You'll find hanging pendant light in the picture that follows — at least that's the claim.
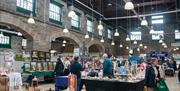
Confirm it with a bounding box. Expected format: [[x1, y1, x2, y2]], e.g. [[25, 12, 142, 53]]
[[27, 13, 35, 24], [114, 29, 119, 36], [149, 26, 155, 34], [139, 43, 143, 47], [126, 46, 129, 49], [97, 20, 104, 30], [85, 33, 90, 39], [100, 37, 104, 43], [62, 43, 66, 47], [159, 39, 163, 43], [137, 48, 140, 51], [133, 40, 137, 44], [164, 45, 167, 48], [0, 32, 4, 37], [141, 17, 148, 26], [68, 6, 76, 18], [176, 47, 179, 50], [63, 40, 67, 43], [111, 41, 115, 46], [120, 44, 123, 47], [126, 35, 130, 41], [17, 32, 22, 36], [91, 36, 94, 41], [129, 49, 133, 54], [124, 1, 134, 10], [144, 46, 147, 49], [63, 26, 69, 33], [162, 42, 166, 46]]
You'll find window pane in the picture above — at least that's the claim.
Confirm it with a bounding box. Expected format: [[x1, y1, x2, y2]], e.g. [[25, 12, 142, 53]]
[[152, 19, 164, 24], [71, 14, 80, 28], [0, 36, 10, 45], [152, 31, 164, 40], [108, 29, 112, 39], [151, 15, 163, 19], [99, 30, 103, 36], [16, 0, 33, 11], [175, 32, 180, 39], [49, 3, 62, 22], [87, 20, 93, 32], [130, 32, 141, 40]]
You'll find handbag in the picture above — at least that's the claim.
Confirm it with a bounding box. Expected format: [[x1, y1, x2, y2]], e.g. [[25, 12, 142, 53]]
[[156, 79, 169, 91]]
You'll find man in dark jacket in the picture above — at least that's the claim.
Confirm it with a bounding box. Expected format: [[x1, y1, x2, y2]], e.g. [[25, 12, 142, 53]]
[[70, 56, 83, 91], [54, 57, 64, 76]]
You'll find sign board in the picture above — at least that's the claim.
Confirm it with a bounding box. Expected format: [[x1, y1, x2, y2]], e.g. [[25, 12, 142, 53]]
[[74, 48, 80, 56]]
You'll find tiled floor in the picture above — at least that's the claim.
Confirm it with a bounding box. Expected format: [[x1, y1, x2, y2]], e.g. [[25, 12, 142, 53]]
[[37, 72, 180, 91]]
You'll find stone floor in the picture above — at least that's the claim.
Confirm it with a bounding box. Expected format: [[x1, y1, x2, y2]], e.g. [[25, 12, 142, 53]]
[[37, 72, 180, 91]]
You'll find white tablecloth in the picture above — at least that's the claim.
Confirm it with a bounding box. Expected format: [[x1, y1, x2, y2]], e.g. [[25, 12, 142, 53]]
[[6, 72, 22, 87]]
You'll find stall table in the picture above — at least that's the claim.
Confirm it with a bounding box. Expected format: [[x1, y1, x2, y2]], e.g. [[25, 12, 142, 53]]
[[81, 78, 145, 91]]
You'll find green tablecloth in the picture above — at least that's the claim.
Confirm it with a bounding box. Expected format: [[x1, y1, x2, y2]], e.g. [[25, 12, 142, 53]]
[[31, 72, 54, 77]]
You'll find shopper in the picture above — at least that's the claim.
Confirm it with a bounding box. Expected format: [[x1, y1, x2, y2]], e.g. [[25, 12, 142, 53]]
[[145, 58, 160, 91], [63, 57, 71, 76], [54, 57, 64, 76], [70, 56, 83, 91], [103, 54, 113, 78], [87, 66, 98, 77]]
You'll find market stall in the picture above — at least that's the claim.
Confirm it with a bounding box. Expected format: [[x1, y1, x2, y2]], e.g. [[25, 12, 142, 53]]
[[81, 78, 145, 91]]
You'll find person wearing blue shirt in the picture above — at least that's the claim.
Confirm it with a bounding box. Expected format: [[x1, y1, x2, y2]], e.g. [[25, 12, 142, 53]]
[[103, 54, 113, 78], [117, 60, 128, 75], [70, 56, 83, 91]]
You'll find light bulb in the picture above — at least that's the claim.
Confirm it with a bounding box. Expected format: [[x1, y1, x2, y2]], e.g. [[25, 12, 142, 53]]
[[162, 43, 166, 46], [159, 39, 163, 43], [0, 32, 4, 37], [126, 46, 129, 49], [85, 33, 90, 39], [111, 41, 115, 46], [133, 40, 137, 44], [126, 35, 130, 41], [17, 32, 22, 36], [63, 40, 67, 43], [63, 27, 69, 33], [100, 37, 104, 43], [141, 17, 148, 26], [124, 1, 134, 10], [120, 44, 123, 47], [114, 29, 119, 36], [68, 6, 76, 18], [27, 13, 35, 24], [164, 45, 167, 48], [139, 43, 143, 47], [137, 48, 140, 51], [97, 20, 103, 30], [176, 48, 179, 50], [150, 27, 155, 34], [144, 46, 147, 49], [173, 49, 176, 51], [62, 44, 66, 47]]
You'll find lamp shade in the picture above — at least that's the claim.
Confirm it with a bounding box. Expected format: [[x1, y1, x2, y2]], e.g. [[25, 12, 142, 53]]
[[17, 32, 22, 36], [126, 35, 130, 41], [97, 20, 103, 30], [124, 1, 134, 10], [144, 46, 147, 49], [100, 37, 104, 43], [85, 33, 90, 39], [63, 40, 67, 43], [62, 44, 66, 47], [111, 41, 115, 46], [63, 28, 69, 33], [114, 29, 119, 36], [137, 48, 140, 51], [133, 40, 137, 44], [68, 10, 76, 18], [27, 13, 35, 24], [149, 28, 155, 34], [159, 39, 163, 43], [139, 43, 143, 47], [120, 44, 123, 47], [141, 17, 148, 26]]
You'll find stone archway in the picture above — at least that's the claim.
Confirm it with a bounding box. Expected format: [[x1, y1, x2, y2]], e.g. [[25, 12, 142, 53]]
[[86, 39, 105, 52]]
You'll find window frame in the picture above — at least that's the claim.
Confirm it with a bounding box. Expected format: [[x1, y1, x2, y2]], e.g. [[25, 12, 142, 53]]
[[107, 29, 112, 39], [130, 31, 142, 40], [86, 17, 93, 33], [49, 0, 64, 25], [16, 0, 36, 16], [71, 12, 81, 30], [0, 34, 11, 48], [152, 30, 164, 40]]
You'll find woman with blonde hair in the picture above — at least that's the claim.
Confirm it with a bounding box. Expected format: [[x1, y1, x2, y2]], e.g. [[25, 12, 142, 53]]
[[145, 58, 160, 91]]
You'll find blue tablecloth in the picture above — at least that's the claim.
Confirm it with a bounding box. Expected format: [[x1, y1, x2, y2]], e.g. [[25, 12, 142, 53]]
[[55, 76, 68, 89]]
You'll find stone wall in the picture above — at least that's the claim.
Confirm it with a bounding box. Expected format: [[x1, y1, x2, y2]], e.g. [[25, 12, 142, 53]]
[[0, 0, 115, 54]]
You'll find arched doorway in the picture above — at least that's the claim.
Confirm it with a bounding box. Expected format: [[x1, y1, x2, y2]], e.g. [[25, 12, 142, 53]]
[[0, 24, 33, 52], [88, 44, 103, 56], [51, 37, 79, 56]]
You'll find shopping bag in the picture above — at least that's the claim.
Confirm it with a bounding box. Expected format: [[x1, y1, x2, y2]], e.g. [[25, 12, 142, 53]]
[[156, 79, 169, 91]]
